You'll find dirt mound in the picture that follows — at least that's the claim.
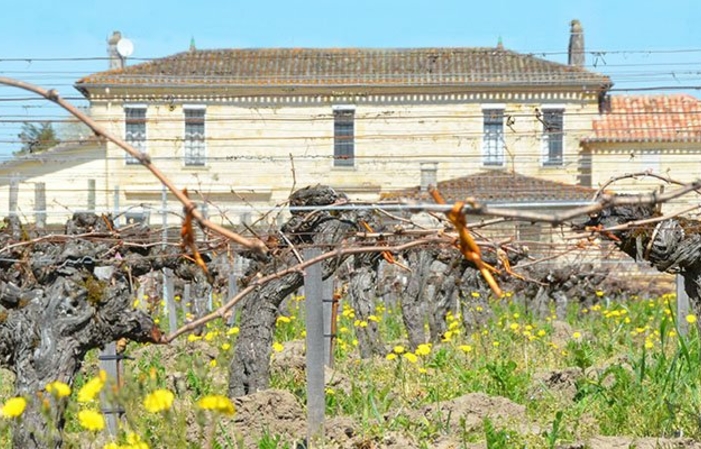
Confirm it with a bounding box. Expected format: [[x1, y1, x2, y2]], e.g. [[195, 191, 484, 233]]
[[232, 389, 306, 445], [414, 392, 527, 432], [529, 367, 583, 402], [562, 436, 701, 449]]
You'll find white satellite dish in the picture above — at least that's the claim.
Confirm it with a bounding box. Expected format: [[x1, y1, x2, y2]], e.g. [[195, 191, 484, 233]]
[[116, 38, 134, 58]]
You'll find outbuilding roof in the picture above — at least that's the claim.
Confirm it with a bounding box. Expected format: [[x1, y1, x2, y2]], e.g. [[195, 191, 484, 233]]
[[584, 94, 701, 143]]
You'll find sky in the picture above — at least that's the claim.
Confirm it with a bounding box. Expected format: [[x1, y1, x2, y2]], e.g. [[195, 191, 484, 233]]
[[0, 0, 699, 158]]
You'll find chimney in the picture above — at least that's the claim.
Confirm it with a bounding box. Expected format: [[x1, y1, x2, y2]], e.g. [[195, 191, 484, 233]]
[[107, 31, 123, 70], [568, 19, 585, 67], [420, 162, 438, 192]]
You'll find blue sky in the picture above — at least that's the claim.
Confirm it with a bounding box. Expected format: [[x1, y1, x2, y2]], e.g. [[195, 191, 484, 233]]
[[0, 0, 699, 157]]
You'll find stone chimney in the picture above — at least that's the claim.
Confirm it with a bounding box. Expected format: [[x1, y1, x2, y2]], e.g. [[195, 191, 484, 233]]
[[108, 31, 123, 70], [568, 19, 585, 67], [420, 162, 438, 192]]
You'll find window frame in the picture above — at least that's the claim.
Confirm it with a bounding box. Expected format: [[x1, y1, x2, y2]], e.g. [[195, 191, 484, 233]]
[[333, 105, 355, 168], [541, 107, 565, 167], [183, 105, 207, 167], [481, 107, 505, 167], [124, 105, 147, 165]]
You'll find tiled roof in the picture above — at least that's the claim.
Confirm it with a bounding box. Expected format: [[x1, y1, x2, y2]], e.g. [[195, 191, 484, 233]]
[[381, 170, 596, 204], [584, 94, 701, 143], [76, 47, 610, 89]]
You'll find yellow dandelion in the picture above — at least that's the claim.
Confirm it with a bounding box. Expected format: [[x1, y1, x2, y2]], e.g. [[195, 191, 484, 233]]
[[78, 409, 105, 431], [209, 359, 217, 368], [143, 389, 175, 413], [645, 340, 654, 350], [471, 292, 480, 298], [403, 353, 418, 364], [572, 331, 582, 339], [393, 345, 405, 354], [386, 353, 398, 361], [595, 290, 604, 297], [46, 381, 71, 399], [686, 314, 697, 325], [276, 316, 291, 325], [204, 331, 216, 341], [1, 397, 26, 418], [197, 395, 235, 415], [415, 344, 432, 357], [187, 334, 202, 342], [221, 343, 231, 351], [459, 344, 473, 353], [368, 315, 380, 323], [492, 341, 500, 348], [272, 342, 284, 353], [227, 327, 240, 336], [77, 371, 106, 403], [509, 323, 520, 331]]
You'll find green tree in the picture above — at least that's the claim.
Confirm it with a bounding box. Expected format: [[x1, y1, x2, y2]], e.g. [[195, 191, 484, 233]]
[[16, 121, 60, 155]]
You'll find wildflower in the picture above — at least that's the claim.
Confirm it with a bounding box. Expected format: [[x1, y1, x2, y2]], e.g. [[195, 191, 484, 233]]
[[415, 344, 431, 357], [197, 395, 235, 415], [126, 432, 150, 449], [351, 339, 358, 347], [386, 353, 398, 361], [77, 371, 107, 403], [1, 397, 26, 418], [475, 306, 484, 312], [221, 343, 231, 351], [368, 315, 380, 323], [325, 387, 335, 395], [354, 320, 368, 328], [209, 359, 217, 368], [46, 381, 71, 399], [459, 345, 473, 353], [512, 313, 520, 319], [686, 314, 697, 325], [572, 331, 582, 339], [204, 331, 216, 341], [645, 340, 654, 350], [509, 323, 520, 331], [595, 290, 604, 297], [492, 341, 500, 348], [442, 331, 453, 342], [339, 326, 349, 334], [471, 292, 480, 298], [187, 334, 202, 342], [227, 327, 240, 336], [272, 342, 284, 353], [418, 367, 428, 374], [393, 345, 405, 354], [404, 353, 418, 364], [78, 409, 105, 431], [143, 389, 175, 413], [276, 316, 291, 325], [669, 330, 677, 338]]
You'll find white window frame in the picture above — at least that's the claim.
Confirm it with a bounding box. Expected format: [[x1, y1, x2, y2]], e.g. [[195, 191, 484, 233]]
[[183, 105, 207, 167], [481, 105, 506, 167], [333, 105, 355, 168], [540, 105, 565, 167], [124, 104, 147, 165]]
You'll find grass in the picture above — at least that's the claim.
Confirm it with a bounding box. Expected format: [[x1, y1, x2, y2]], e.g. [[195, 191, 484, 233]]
[[0, 289, 700, 448]]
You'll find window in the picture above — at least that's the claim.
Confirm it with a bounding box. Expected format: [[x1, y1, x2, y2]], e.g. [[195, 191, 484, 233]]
[[541, 109, 564, 166], [124, 106, 147, 165], [184, 107, 206, 166], [333, 108, 354, 167], [482, 109, 505, 166]]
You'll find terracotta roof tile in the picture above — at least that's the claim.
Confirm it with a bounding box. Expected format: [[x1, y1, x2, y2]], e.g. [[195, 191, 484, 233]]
[[76, 47, 610, 89], [381, 171, 596, 204], [585, 94, 701, 143]]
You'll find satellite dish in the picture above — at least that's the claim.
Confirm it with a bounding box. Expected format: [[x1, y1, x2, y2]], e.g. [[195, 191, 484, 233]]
[[116, 38, 134, 58]]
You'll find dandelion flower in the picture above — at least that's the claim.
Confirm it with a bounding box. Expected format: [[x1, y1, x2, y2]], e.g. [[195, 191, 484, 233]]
[[78, 409, 105, 431], [415, 344, 432, 357], [221, 343, 231, 351], [272, 342, 284, 353], [197, 395, 235, 415], [392, 345, 405, 354], [209, 359, 217, 368], [227, 327, 240, 336], [385, 353, 398, 361], [143, 389, 175, 413], [403, 353, 418, 364], [77, 371, 106, 403], [686, 314, 697, 325], [459, 345, 473, 353], [572, 331, 582, 339], [46, 381, 71, 399], [276, 316, 291, 324], [1, 397, 26, 418]]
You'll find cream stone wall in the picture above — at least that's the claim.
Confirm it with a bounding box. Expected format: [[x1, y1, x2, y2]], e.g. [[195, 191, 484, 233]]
[[586, 141, 701, 213], [85, 92, 601, 226], [0, 144, 107, 225]]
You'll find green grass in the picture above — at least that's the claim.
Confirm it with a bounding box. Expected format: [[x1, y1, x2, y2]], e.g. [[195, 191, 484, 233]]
[[0, 289, 700, 448]]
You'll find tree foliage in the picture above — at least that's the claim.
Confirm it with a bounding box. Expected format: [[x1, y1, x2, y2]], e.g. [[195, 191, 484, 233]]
[[16, 121, 60, 155]]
